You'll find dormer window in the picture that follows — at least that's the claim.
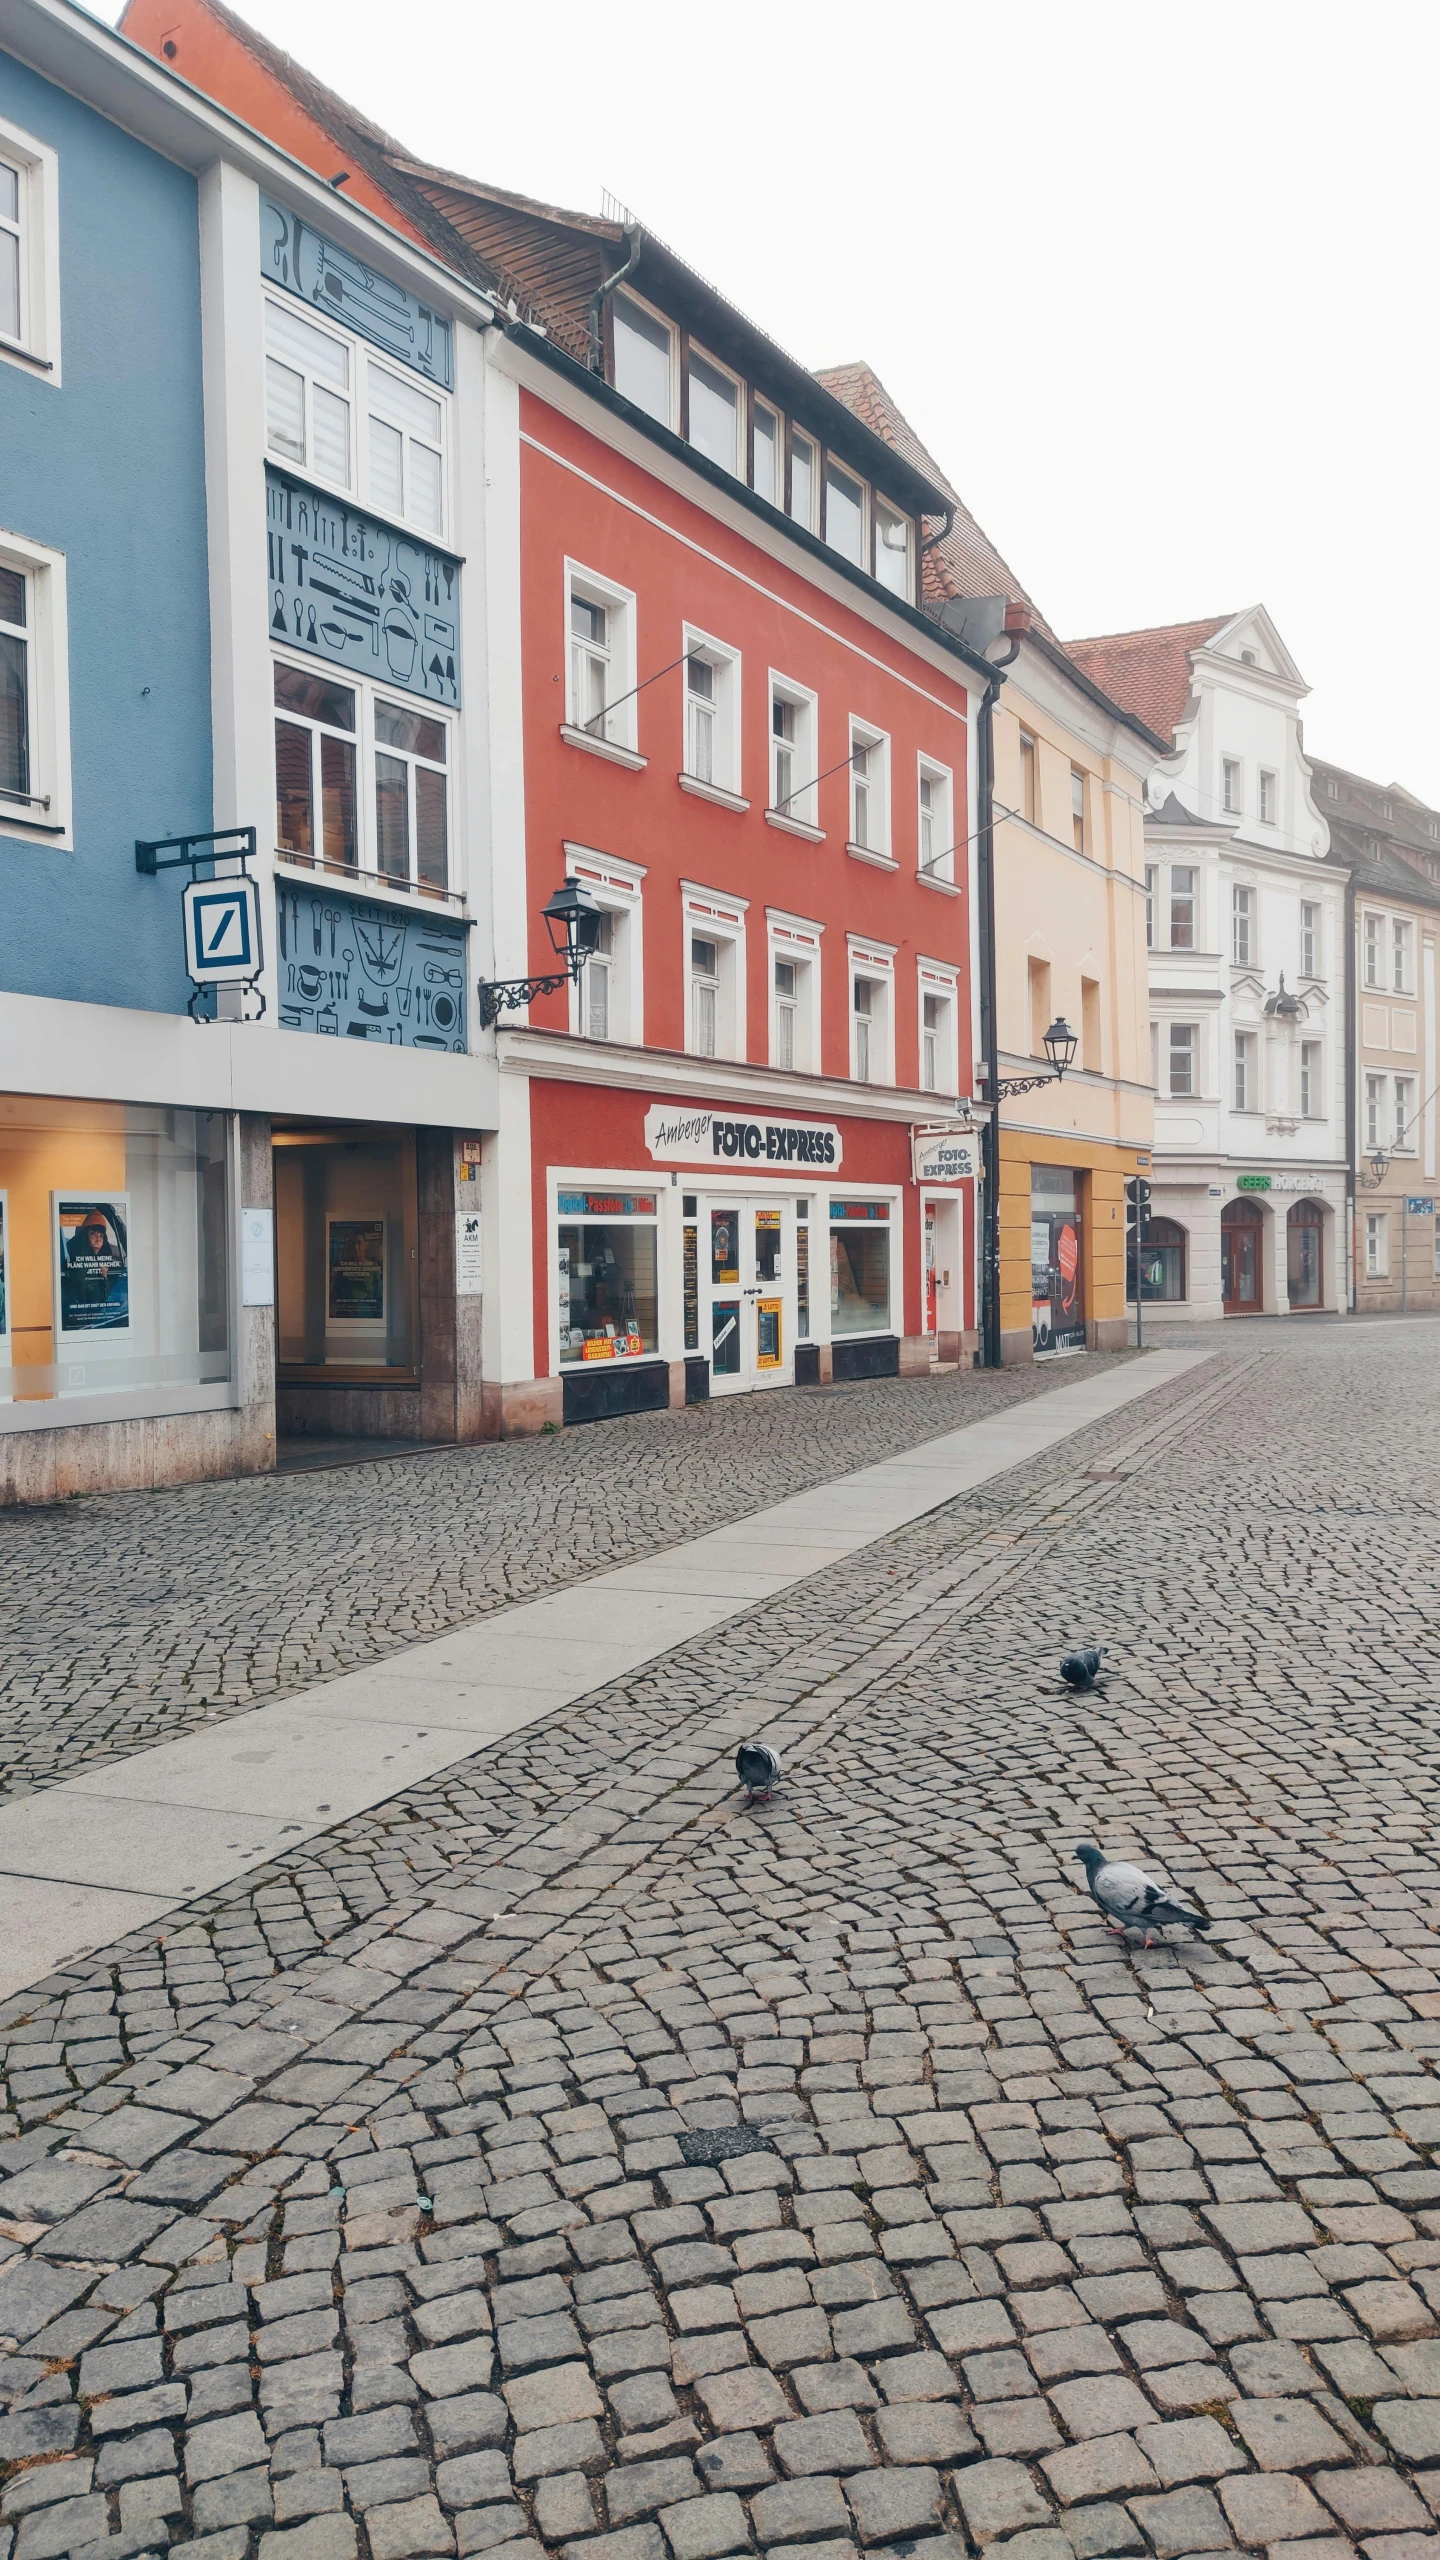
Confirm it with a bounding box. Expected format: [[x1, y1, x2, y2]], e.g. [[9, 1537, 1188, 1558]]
[[612, 290, 674, 426], [789, 431, 817, 533], [874, 500, 911, 601], [825, 460, 865, 566], [689, 350, 739, 475], [752, 401, 780, 505]]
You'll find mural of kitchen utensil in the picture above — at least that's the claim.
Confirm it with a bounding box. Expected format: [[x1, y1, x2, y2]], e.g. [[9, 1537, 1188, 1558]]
[[267, 470, 460, 708], [261, 197, 453, 389], [276, 884, 468, 1050]]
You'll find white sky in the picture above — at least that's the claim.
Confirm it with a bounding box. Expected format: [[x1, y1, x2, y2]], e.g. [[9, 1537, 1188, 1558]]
[[104, 0, 1440, 797]]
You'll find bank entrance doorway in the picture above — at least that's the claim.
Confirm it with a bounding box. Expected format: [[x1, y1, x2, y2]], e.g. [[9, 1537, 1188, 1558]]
[[1221, 1195, 1263, 1313], [702, 1197, 795, 1394]]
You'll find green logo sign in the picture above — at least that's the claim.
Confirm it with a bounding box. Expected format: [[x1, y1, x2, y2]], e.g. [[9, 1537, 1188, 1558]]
[[1236, 1173, 1271, 1191]]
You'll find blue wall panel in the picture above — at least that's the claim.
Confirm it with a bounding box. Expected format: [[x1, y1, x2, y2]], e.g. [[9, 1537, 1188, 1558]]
[[0, 53, 211, 1014]]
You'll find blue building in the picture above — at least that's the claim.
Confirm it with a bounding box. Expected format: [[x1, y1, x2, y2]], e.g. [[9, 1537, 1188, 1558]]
[[0, 0, 499, 1502]]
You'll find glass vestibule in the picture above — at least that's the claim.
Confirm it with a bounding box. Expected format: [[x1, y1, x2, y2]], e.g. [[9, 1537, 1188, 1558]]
[[274, 1123, 419, 1377], [0, 1097, 230, 1414]]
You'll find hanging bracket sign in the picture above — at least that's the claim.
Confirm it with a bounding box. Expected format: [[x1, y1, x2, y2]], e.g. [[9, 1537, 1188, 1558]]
[[645, 1104, 843, 1168], [912, 1126, 977, 1184]]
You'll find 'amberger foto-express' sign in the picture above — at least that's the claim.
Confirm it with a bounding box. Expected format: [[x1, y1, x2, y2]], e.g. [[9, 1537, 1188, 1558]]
[[913, 1130, 978, 1183], [645, 1105, 843, 1168]]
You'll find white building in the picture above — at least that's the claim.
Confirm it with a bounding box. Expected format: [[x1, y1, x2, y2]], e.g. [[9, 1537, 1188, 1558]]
[[1068, 608, 1347, 1319]]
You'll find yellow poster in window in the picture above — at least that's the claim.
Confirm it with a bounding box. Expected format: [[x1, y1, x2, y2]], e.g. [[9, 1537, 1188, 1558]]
[[756, 1297, 783, 1367]]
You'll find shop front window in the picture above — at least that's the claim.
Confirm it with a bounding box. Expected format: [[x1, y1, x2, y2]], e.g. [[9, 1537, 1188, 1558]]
[[1031, 1165, 1085, 1355], [1131, 1214, 1187, 1303], [0, 1098, 230, 1416], [557, 1192, 658, 1364], [830, 1199, 890, 1336], [274, 1124, 418, 1375]]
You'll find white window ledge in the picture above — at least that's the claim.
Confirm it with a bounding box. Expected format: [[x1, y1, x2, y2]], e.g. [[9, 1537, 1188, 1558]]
[[679, 772, 749, 813], [916, 869, 961, 895], [560, 724, 647, 772], [765, 807, 825, 844], [847, 842, 898, 871]]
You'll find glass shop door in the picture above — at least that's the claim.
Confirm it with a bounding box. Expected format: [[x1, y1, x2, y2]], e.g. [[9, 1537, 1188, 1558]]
[[704, 1199, 794, 1395]]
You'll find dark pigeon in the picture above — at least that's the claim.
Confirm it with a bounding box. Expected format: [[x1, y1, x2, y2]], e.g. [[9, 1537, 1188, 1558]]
[[1060, 1646, 1105, 1690], [736, 1742, 780, 1803], [1075, 1842, 1212, 1946]]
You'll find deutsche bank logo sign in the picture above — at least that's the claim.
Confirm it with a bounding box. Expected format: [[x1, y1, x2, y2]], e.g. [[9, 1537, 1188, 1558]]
[[182, 877, 263, 984]]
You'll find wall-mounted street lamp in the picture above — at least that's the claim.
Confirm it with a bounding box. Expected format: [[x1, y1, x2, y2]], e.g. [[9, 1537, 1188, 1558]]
[[477, 877, 605, 1029], [986, 1015, 1079, 1099], [1358, 1143, 1391, 1190]]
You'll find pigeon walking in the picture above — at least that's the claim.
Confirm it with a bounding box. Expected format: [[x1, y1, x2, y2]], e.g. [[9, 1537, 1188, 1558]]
[[1075, 1842, 1211, 1946], [1060, 1646, 1105, 1691], [736, 1742, 781, 1804]]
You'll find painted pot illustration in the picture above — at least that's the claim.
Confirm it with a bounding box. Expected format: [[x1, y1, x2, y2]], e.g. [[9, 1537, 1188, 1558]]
[[383, 612, 417, 684]]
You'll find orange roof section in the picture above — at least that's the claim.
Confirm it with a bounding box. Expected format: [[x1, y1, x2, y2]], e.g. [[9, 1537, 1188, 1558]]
[[1064, 617, 1233, 746]]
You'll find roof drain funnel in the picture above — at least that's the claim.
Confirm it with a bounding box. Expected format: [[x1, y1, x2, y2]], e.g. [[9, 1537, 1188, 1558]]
[[589, 226, 643, 375]]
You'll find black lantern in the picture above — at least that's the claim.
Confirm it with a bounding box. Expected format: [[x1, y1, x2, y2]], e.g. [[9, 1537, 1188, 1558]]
[[542, 876, 605, 967], [1042, 1016, 1079, 1080], [478, 876, 607, 1028]]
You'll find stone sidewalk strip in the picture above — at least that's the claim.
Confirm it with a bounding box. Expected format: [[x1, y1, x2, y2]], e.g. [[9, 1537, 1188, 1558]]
[[0, 1353, 1208, 2000]]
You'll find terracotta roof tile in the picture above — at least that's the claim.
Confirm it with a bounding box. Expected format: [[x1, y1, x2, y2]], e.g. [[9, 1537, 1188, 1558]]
[[1063, 617, 1232, 746]]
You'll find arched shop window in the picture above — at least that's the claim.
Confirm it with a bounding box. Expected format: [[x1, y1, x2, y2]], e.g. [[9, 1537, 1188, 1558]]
[[1133, 1215, 1187, 1303]]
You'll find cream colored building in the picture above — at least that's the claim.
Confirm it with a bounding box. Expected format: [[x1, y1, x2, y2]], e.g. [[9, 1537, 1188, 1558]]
[[819, 365, 1158, 1361]]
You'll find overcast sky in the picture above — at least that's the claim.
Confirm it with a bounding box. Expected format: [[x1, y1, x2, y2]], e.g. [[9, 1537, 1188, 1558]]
[[105, 0, 1439, 798]]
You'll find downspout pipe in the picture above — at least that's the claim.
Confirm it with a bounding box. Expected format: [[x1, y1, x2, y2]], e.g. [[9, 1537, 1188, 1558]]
[[1343, 860, 1357, 1310], [589, 226, 644, 373], [977, 629, 1022, 1369]]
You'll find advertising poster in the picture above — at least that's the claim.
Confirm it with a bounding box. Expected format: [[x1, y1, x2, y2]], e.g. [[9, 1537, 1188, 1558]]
[[327, 1218, 386, 1324], [54, 1197, 131, 1339], [1031, 1211, 1085, 1356], [0, 1190, 8, 1351]]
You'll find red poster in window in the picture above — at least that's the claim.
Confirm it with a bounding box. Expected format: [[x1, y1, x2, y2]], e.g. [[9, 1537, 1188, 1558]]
[[1056, 1220, 1079, 1314]]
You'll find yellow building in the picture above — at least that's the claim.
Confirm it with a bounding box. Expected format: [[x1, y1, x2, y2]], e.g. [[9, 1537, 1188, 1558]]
[[821, 366, 1159, 1360]]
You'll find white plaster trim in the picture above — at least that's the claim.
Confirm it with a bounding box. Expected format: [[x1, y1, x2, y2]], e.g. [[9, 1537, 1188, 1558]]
[[765, 808, 825, 844], [847, 843, 899, 871], [678, 773, 749, 813], [559, 724, 647, 772]]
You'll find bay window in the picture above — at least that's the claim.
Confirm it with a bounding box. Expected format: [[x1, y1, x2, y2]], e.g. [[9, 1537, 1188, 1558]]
[[274, 659, 452, 896], [275, 663, 357, 873], [367, 365, 444, 537], [264, 295, 449, 537], [374, 699, 447, 893]]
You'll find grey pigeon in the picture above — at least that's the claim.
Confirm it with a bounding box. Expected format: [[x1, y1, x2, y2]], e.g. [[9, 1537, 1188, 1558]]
[[1075, 1842, 1211, 1945], [1060, 1646, 1105, 1690], [736, 1742, 780, 1803]]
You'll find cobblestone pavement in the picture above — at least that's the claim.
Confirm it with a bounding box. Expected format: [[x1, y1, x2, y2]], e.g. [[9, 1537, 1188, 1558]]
[[9, 1323, 1440, 2560], [0, 1356, 1133, 1803]]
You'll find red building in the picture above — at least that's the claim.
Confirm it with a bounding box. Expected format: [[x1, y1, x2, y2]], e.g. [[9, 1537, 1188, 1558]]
[[123, 0, 996, 1427]]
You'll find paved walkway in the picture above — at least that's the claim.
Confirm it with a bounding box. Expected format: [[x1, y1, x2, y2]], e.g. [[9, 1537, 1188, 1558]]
[[4, 1322, 1440, 2560]]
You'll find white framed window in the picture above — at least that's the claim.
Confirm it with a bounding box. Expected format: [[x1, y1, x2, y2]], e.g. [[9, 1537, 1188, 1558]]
[[789, 431, 818, 533], [849, 719, 890, 856], [1393, 918, 1412, 992], [1300, 901, 1320, 976], [1259, 768, 1277, 825], [1019, 730, 1037, 824], [565, 563, 637, 751], [825, 459, 866, 566], [565, 850, 645, 1047], [612, 290, 675, 427], [1169, 1023, 1196, 1098], [688, 347, 741, 475], [1366, 1073, 1384, 1151], [682, 628, 741, 797], [769, 674, 818, 826], [273, 655, 454, 898], [1170, 866, 1197, 950], [848, 941, 896, 1084], [0, 116, 60, 380], [0, 531, 70, 844], [1395, 1076, 1415, 1150], [1300, 1041, 1321, 1119], [1232, 884, 1254, 966], [752, 401, 781, 506], [264, 297, 448, 538], [1144, 864, 1156, 949], [1233, 1029, 1256, 1112], [767, 914, 822, 1073], [918, 964, 959, 1094], [1222, 757, 1241, 815], [1150, 1022, 1160, 1093], [683, 887, 746, 1061], [1366, 1213, 1387, 1279], [874, 500, 913, 602], [918, 757, 953, 880], [1364, 911, 1382, 989], [1070, 768, 1087, 854]]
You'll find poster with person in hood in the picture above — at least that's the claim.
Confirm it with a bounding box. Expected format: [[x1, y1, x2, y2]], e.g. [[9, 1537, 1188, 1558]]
[[55, 1199, 130, 1335]]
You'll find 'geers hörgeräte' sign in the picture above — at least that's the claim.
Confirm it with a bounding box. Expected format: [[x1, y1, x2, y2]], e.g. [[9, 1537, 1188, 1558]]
[[644, 1105, 843, 1168]]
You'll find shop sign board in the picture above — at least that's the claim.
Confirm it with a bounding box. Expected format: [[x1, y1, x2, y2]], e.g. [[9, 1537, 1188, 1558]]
[[912, 1127, 977, 1184], [644, 1104, 843, 1168], [183, 874, 263, 984], [241, 1207, 275, 1308], [456, 1209, 483, 1295], [1407, 1197, 1435, 1216], [1236, 1173, 1270, 1191]]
